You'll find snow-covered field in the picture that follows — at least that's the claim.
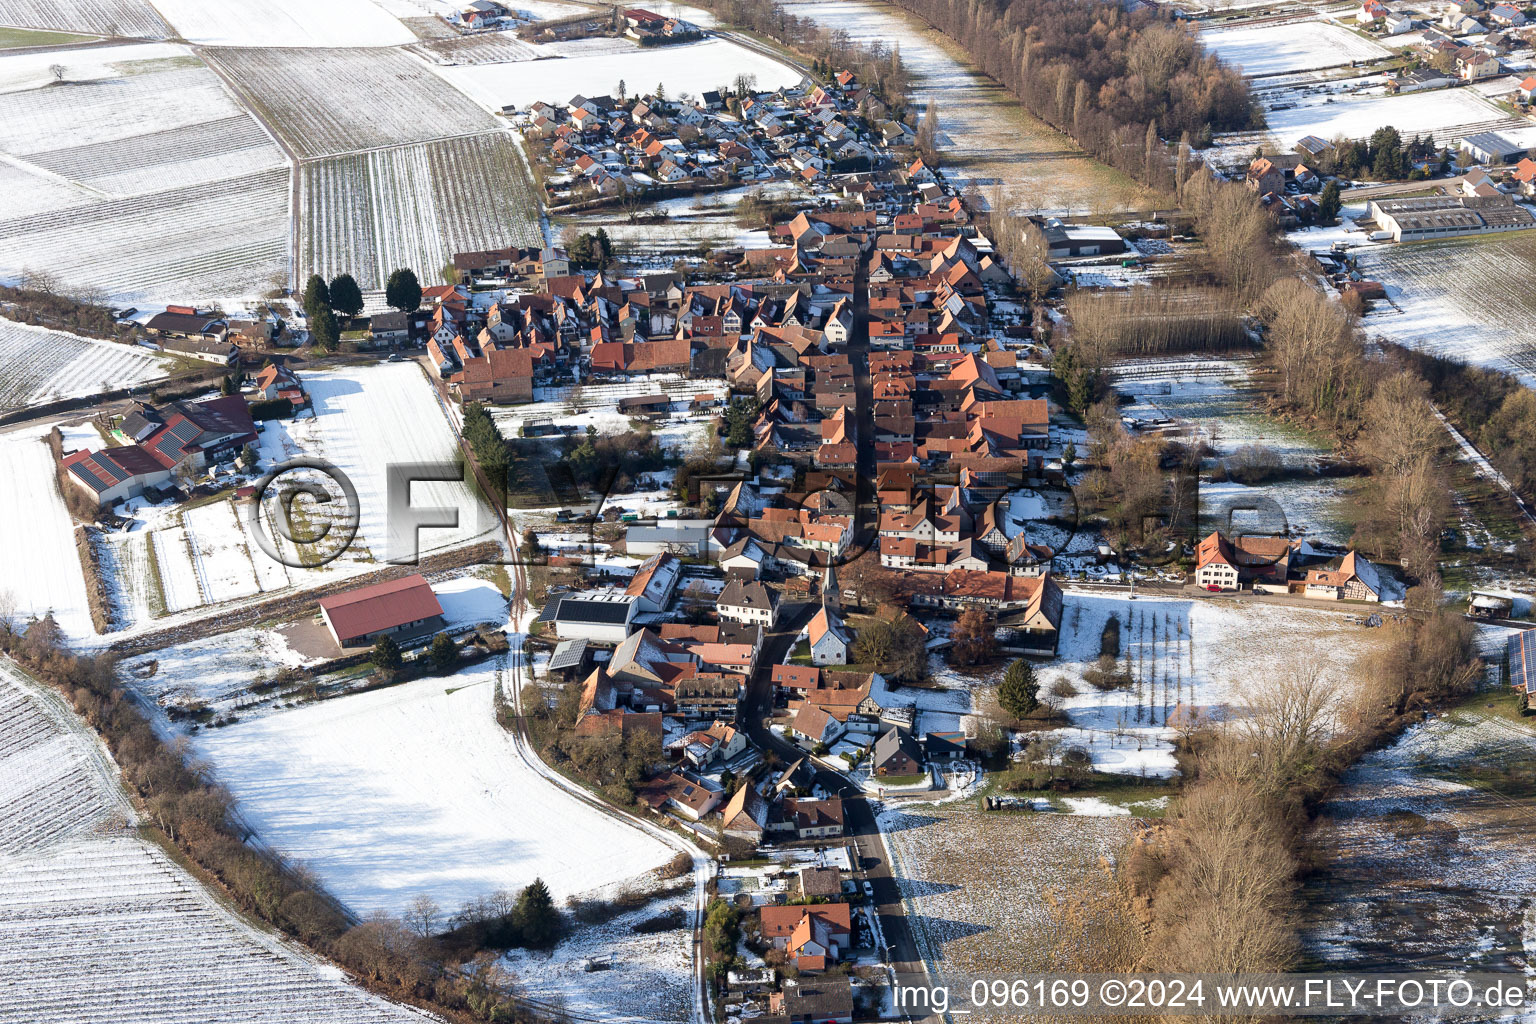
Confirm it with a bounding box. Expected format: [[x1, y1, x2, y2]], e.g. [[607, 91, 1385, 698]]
[[0, 0, 170, 37], [0, 43, 290, 303], [192, 662, 677, 916], [301, 133, 543, 293], [1043, 592, 1391, 778], [0, 320, 172, 411], [1201, 20, 1390, 77], [0, 433, 94, 641], [1263, 86, 1511, 150], [503, 887, 693, 1023], [1352, 231, 1536, 383], [205, 46, 502, 160], [299, 363, 500, 563], [879, 802, 1135, 975], [152, 0, 415, 47], [437, 36, 802, 111], [0, 659, 433, 1023]]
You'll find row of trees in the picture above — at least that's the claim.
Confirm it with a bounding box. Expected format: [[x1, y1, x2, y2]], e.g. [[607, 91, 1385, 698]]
[[889, 0, 1258, 193], [299, 273, 361, 351], [1127, 597, 1480, 976]]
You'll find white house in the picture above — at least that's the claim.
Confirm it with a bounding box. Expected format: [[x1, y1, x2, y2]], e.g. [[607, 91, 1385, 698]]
[[808, 605, 852, 666], [718, 579, 779, 628]]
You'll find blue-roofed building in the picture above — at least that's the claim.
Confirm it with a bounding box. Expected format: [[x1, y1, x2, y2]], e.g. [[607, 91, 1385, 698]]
[[1507, 630, 1536, 711]]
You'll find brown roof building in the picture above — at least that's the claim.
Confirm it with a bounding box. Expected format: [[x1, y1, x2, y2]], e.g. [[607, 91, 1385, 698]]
[[318, 574, 445, 648]]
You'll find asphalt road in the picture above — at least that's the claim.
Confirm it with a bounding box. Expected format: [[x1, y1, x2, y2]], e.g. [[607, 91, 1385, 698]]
[[741, 600, 929, 984]]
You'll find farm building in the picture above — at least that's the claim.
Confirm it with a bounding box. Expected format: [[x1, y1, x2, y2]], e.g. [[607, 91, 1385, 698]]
[[1040, 221, 1126, 258], [625, 521, 716, 557], [538, 590, 638, 642], [63, 396, 258, 507], [1367, 195, 1536, 241], [318, 574, 445, 648]]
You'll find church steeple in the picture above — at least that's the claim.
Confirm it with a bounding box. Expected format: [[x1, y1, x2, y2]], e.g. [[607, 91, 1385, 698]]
[[821, 560, 840, 613]]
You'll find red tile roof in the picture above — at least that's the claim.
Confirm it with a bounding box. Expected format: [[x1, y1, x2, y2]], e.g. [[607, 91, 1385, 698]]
[[319, 574, 442, 641]]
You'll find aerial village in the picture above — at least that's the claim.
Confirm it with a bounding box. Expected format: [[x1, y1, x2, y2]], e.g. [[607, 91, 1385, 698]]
[[5, 0, 1536, 1021]]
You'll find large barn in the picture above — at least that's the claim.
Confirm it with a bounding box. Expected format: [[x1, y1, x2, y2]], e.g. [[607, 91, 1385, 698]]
[[318, 574, 445, 649]]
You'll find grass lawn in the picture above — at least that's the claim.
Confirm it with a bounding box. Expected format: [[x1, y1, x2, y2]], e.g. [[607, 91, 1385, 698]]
[[0, 26, 97, 47], [985, 769, 1175, 817]]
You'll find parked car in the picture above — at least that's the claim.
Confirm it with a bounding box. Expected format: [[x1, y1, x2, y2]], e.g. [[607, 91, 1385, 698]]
[[862, 881, 874, 899], [1204, 584, 1222, 593]]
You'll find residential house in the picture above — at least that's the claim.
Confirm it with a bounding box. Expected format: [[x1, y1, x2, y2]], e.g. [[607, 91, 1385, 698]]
[[718, 578, 779, 627]]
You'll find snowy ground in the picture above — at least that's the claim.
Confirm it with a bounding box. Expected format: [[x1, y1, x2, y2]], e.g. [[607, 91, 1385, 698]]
[[0, 658, 434, 1023], [0, 320, 172, 412], [1303, 697, 1536, 975], [0, 431, 94, 641], [496, 376, 727, 458], [1113, 357, 1358, 542], [1262, 85, 1511, 150], [151, 0, 415, 47], [501, 888, 693, 1023], [1041, 592, 1391, 778], [437, 36, 804, 111], [0, 42, 290, 304], [1351, 230, 1536, 383], [1201, 19, 1391, 77], [296, 363, 501, 564], [877, 801, 1136, 975], [192, 660, 677, 917]]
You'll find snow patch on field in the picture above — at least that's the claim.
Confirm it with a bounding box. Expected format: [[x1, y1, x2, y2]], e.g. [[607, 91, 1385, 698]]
[[153, 0, 415, 47], [1201, 20, 1390, 77], [193, 662, 676, 916], [0, 432, 94, 641], [0, 659, 433, 1022]]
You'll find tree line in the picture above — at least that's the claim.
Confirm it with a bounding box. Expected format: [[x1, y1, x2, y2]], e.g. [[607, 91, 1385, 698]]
[[885, 0, 1259, 193], [687, 0, 911, 110]]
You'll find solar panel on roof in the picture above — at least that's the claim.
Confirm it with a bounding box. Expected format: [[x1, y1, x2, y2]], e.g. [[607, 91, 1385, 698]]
[[1507, 631, 1536, 690], [69, 462, 111, 492]]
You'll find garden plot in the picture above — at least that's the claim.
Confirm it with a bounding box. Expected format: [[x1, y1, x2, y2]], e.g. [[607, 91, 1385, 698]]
[[182, 498, 264, 605], [1201, 20, 1390, 78], [0, 0, 169, 37], [1303, 702, 1536, 974], [497, 376, 726, 455], [1114, 356, 1359, 541], [436, 36, 801, 112], [1354, 231, 1536, 384], [1262, 85, 1513, 150], [0, 433, 93, 641], [206, 46, 502, 160], [879, 802, 1136, 975], [152, 0, 415, 47], [301, 133, 543, 292], [1042, 592, 1390, 778], [0, 320, 171, 411], [192, 662, 677, 916], [121, 625, 312, 714], [300, 363, 501, 563], [779, 0, 1158, 215], [0, 660, 434, 1024]]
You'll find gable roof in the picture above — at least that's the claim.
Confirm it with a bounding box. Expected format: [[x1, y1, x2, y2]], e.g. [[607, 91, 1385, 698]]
[[318, 574, 442, 639]]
